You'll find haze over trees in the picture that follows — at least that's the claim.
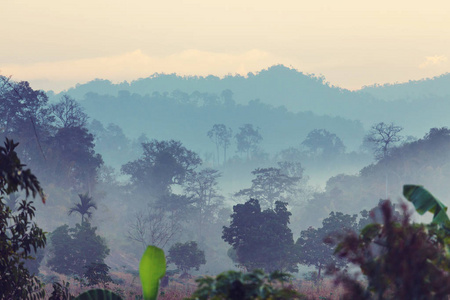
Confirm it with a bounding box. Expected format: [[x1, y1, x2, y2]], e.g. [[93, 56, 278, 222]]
[[4, 65, 450, 298]]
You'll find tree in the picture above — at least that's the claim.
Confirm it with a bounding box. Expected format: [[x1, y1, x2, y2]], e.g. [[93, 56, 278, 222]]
[[0, 77, 54, 169], [235, 167, 300, 208], [0, 138, 46, 299], [48, 222, 110, 277], [68, 193, 98, 224], [183, 168, 224, 235], [222, 199, 297, 272], [235, 124, 262, 160], [127, 206, 181, 249], [207, 124, 232, 165], [45, 126, 103, 192], [50, 95, 88, 129], [296, 211, 357, 280], [301, 129, 345, 158], [168, 241, 206, 276], [121, 139, 202, 197], [364, 122, 403, 160]]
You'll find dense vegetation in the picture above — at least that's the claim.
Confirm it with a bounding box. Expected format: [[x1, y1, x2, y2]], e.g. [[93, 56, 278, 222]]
[[3, 72, 450, 299]]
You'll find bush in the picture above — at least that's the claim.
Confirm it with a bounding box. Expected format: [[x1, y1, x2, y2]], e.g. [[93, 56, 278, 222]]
[[187, 269, 305, 300], [332, 200, 450, 299], [48, 222, 110, 277], [168, 241, 206, 276]]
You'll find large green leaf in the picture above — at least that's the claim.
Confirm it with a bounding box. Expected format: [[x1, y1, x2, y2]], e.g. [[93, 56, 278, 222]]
[[74, 288, 123, 300], [139, 245, 166, 300], [403, 185, 449, 224]]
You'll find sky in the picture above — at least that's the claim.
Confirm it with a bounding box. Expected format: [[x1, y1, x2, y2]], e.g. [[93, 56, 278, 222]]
[[1, 0, 450, 92]]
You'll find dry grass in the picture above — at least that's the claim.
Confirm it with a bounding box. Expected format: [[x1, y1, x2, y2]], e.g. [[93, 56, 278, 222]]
[[40, 270, 344, 300]]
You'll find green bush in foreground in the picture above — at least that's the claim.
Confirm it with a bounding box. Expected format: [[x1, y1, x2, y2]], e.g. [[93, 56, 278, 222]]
[[187, 269, 305, 300]]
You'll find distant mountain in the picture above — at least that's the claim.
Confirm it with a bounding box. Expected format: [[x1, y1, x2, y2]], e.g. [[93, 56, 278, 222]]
[[359, 73, 450, 101], [50, 65, 450, 139]]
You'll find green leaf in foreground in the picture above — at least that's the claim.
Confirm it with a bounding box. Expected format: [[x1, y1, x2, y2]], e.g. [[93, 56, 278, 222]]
[[403, 184, 449, 224], [139, 245, 166, 300], [74, 288, 123, 300]]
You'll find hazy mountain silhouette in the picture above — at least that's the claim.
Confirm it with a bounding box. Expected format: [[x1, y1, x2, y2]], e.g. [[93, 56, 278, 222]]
[[49, 65, 450, 139]]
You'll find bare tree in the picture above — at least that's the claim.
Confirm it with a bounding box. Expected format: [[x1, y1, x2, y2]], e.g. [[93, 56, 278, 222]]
[[364, 122, 403, 199], [127, 206, 181, 249], [364, 122, 403, 160], [51, 95, 88, 129]]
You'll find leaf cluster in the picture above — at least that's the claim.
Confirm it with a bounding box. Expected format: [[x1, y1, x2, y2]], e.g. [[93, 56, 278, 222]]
[[0, 138, 46, 299], [187, 269, 305, 300]]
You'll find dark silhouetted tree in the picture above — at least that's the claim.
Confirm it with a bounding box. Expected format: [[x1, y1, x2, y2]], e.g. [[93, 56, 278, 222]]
[[121, 139, 202, 197], [296, 211, 357, 280], [223, 199, 297, 272], [68, 193, 97, 224], [168, 241, 206, 276], [0, 138, 46, 299], [48, 222, 110, 277], [364, 122, 403, 160]]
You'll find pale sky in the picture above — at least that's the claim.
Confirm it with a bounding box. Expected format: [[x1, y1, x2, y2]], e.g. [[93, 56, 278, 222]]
[[1, 0, 450, 92]]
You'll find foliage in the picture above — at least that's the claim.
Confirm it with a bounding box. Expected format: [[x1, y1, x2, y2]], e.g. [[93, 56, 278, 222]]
[[207, 124, 232, 165], [222, 199, 297, 272], [51, 94, 88, 129], [74, 289, 123, 300], [332, 200, 450, 299], [168, 241, 206, 274], [183, 168, 224, 236], [235, 167, 300, 209], [68, 193, 98, 223], [121, 139, 202, 196], [83, 262, 114, 287], [186, 269, 305, 300], [45, 126, 103, 191], [0, 138, 46, 299], [139, 245, 166, 300], [301, 129, 345, 158], [48, 281, 74, 300], [296, 211, 357, 279], [48, 222, 110, 276], [235, 124, 262, 160]]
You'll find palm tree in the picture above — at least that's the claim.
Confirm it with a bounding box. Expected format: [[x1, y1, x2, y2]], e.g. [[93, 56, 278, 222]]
[[68, 193, 97, 224]]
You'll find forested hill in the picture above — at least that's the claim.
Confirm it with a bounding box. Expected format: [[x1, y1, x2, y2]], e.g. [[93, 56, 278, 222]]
[[359, 73, 450, 101], [78, 91, 365, 156], [48, 64, 450, 138]]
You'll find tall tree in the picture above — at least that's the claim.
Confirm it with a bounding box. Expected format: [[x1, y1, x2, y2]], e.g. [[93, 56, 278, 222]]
[[235, 167, 301, 209], [68, 193, 98, 224], [50, 95, 88, 129], [0, 138, 46, 299], [235, 124, 262, 160], [296, 211, 357, 279], [223, 199, 297, 272], [207, 124, 232, 165], [183, 168, 224, 237], [121, 139, 202, 197], [364, 122, 403, 160]]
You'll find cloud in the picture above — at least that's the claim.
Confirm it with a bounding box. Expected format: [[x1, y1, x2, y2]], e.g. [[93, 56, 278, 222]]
[[1, 49, 287, 92], [419, 55, 448, 69]]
